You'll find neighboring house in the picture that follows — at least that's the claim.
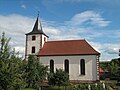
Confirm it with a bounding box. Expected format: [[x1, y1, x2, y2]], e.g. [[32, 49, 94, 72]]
[[99, 68, 104, 80], [25, 16, 100, 83], [99, 68, 109, 80]]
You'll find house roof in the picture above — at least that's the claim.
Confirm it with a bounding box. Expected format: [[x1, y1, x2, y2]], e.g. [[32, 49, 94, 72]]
[[38, 40, 100, 56], [99, 68, 109, 73], [99, 68, 104, 73], [26, 16, 48, 37]]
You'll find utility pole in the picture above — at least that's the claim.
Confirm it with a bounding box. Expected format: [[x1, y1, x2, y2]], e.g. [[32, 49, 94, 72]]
[[117, 49, 120, 83], [119, 49, 120, 58]]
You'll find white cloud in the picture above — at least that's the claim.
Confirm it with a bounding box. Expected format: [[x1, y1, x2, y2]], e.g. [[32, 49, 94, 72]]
[[14, 46, 25, 54], [0, 14, 35, 57], [89, 41, 120, 61], [57, 0, 120, 4], [90, 42, 120, 55], [0, 11, 119, 61], [67, 11, 110, 27], [44, 27, 61, 35], [103, 44, 120, 54], [89, 41, 102, 52], [21, 4, 26, 9]]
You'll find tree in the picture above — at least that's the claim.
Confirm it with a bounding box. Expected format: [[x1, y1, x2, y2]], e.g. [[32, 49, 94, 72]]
[[0, 32, 24, 90], [108, 58, 120, 80], [23, 55, 48, 89], [100, 61, 109, 69], [48, 68, 69, 86]]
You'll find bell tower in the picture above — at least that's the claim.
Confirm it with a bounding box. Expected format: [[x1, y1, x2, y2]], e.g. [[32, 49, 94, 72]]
[[25, 15, 48, 59]]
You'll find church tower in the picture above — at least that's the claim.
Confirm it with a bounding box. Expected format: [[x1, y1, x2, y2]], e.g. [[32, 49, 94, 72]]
[[25, 16, 48, 59]]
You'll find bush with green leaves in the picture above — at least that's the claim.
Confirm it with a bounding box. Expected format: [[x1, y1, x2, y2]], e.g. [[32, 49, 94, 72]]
[[48, 69, 69, 86]]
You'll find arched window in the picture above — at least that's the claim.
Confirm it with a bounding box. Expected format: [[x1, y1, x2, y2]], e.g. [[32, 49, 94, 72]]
[[50, 60, 54, 73], [80, 59, 85, 75], [64, 59, 69, 73]]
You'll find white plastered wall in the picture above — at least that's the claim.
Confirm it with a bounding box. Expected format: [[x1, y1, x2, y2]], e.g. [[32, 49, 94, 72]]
[[26, 34, 41, 55], [39, 55, 97, 81], [41, 34, 47, 47]]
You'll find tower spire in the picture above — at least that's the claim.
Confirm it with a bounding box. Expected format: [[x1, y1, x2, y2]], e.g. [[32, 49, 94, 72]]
[[26, 12, 48, 37], [37, 11, 39, 18]]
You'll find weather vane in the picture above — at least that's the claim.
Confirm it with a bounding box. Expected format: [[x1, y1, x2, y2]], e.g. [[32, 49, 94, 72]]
[[37, 11, 39, 17]]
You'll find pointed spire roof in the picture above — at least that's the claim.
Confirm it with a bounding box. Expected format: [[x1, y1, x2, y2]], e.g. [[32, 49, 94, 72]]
[[26, 15, 48, 37]]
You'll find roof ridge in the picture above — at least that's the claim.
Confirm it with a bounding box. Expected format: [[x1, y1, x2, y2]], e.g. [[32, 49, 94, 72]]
[[47, 39, 85, 43]]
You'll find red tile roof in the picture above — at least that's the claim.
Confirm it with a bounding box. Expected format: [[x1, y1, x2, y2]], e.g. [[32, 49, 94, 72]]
[[99, 68, 109, 73], [38, 40, 100, 56], [99, 68, 104, 73]]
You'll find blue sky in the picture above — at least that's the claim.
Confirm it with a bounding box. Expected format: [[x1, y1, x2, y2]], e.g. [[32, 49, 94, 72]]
[[0, 0, 120, 61]]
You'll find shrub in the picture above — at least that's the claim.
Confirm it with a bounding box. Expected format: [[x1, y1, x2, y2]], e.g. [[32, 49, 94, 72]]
[[48, 69, 69, 86]]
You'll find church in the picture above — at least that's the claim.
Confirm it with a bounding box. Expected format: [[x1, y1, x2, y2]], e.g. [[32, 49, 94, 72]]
[[25, 16, 100, 83]]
